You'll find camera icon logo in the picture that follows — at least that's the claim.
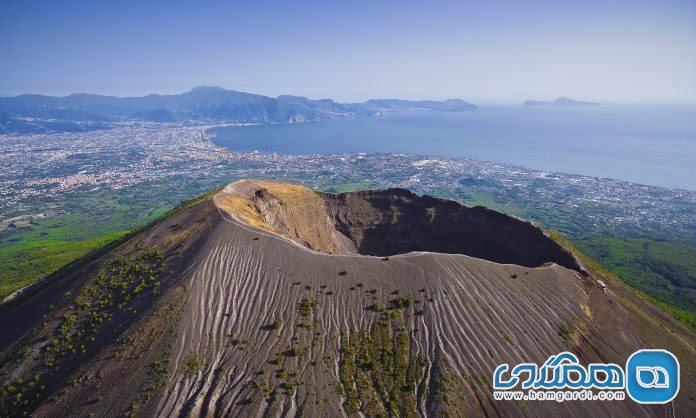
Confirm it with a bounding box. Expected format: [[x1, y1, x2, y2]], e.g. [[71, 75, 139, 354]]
[[626, 349, 679, 404]]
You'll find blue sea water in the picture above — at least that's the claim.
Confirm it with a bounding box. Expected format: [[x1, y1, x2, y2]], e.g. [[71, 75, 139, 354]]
[[210, 105, 696, 191]]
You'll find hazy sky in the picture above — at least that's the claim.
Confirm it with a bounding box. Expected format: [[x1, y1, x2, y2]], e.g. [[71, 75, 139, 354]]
[[1, 0, 695, 103]]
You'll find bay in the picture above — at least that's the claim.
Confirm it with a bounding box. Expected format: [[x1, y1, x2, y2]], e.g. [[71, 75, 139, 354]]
[[210, 105, 696, 191]]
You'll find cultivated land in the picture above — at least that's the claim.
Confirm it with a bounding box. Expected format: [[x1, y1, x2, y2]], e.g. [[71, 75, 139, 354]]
[[1, 122, 694, 323], [1, 181, 693, 417]]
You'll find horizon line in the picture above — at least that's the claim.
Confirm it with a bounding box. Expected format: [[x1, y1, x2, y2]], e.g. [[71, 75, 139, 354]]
[[1, 86, 695, 106]]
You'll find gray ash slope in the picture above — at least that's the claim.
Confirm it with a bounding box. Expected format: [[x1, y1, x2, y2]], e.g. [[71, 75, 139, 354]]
[[0, 180, 693, 417]]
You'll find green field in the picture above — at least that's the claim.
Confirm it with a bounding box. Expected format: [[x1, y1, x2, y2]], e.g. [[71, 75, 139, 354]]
[[0, 231, 126, 299], [0, 208, 137, 300], [318, 180, 381, 193], [576, 238, 696, 313], [436, 186, 530, 219]]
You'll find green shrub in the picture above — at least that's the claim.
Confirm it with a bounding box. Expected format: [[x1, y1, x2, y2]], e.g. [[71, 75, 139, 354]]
[[183, 355, 201, 378], [390, 297, 412, 309], [299, 299, 316, 316], [559, 323, 572, 337]]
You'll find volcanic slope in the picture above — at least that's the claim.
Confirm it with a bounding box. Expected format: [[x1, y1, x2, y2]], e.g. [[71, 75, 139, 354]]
[[0, 179, 694, 417]]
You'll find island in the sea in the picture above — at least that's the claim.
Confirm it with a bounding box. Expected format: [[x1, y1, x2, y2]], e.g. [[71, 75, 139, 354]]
[[524, 96, 600, 106]]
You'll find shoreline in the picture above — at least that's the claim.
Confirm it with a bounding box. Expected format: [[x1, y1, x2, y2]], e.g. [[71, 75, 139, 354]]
[[206, 107, 696, 192]]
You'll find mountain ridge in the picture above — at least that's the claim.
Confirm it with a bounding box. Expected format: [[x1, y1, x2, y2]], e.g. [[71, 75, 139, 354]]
[[0, 87, 477, 133], [0, 180, 692, 417]]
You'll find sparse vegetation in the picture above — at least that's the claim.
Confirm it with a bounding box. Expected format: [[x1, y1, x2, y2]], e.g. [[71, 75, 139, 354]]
[[559, 322, 572, 337], [299, 298, 317, 317], [431, 360, 468, 415], [390, 297, 412, 309], [368, 303, 384, 312], [183, 355, 201, 378], [338, 314, 426, 417], [20, 244, 170, 407]]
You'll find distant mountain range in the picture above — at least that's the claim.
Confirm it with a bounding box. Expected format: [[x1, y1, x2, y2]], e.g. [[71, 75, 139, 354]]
[[0, 86, 477, 134], [523, 96, 600, 106]]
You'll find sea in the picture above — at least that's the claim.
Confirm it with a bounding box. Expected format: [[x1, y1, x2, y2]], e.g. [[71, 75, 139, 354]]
[[210, 105, 696, 191]]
